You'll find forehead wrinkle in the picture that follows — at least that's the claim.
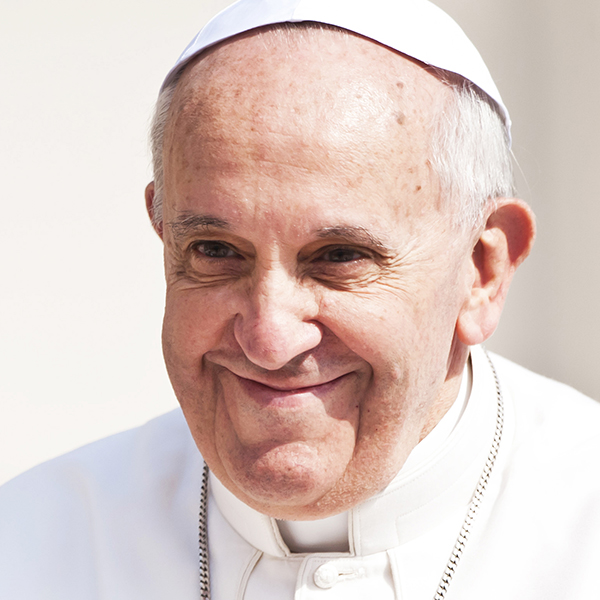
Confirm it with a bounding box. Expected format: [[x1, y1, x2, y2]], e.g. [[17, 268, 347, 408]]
[[168, 213, 230, 241]]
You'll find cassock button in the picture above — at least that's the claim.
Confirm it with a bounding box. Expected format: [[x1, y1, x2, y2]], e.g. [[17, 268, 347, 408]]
[[313, 563, 339, 589]]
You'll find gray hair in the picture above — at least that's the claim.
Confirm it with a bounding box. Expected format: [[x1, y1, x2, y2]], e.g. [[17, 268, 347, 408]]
[[149, 75, 180, 228], [429, 78, 515, 229], [149, 27, 514, 231]]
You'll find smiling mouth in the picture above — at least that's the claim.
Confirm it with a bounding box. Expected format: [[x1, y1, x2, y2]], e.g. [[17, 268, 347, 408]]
[[233, 373, 350, 405]]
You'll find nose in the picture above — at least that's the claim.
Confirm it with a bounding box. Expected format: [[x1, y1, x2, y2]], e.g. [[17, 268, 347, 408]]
[[233, 269, 322, 371]]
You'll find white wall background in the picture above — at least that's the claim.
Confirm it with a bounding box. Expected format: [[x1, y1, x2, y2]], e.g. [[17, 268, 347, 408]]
[[1, 0, 599, 485]]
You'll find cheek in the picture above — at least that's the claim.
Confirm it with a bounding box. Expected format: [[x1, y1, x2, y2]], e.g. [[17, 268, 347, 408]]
[[334, 266, 461, 344], [316, 289, 423, 368], [161, 290, 234, 472], [316, 280, 460, 418], [162, 287, 237, 367]]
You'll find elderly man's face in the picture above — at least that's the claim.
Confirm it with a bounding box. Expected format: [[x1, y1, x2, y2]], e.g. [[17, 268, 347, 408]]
[[158, 29, 476, 519]]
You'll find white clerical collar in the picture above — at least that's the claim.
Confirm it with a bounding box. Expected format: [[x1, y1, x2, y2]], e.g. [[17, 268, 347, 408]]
[[210, 346, 497, 557]]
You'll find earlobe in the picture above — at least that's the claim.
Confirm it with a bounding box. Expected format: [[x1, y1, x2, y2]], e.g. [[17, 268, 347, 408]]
[[145, 182, 163, 239], [456, 198, 536, 346]]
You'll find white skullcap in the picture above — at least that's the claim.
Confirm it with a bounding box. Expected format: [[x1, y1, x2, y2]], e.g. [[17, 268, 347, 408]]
[[162, 0, 511, 137]]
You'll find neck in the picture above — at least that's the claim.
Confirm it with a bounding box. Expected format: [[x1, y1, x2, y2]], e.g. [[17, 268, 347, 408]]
[[419, 338, 469, 442]]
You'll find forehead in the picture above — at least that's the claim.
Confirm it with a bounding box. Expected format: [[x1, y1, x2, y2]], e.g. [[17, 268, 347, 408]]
[[162, 27, 452, 229], [167, 26, 449, 148]]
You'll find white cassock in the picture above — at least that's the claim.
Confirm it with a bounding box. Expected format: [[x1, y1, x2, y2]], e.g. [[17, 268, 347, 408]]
[[2, 346, 600, 599]]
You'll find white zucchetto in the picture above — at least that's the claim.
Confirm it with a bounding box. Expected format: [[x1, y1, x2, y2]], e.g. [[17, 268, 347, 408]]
[[161, 0, 510, 137]]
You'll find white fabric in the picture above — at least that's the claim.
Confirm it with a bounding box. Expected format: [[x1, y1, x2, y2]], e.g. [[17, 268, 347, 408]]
[[161, 0, 511, 136], [2, 346, 600, 599], [277, 509, 349, 554]]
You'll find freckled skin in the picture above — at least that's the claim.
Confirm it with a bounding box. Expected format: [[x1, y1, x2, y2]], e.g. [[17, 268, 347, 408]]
[[158, 29, 479, 520]]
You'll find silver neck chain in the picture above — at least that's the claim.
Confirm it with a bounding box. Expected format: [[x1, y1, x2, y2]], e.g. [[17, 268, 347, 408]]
[[199, 351, 504, 600], [199, 461, 211, 599], [433, 350, 504, 599]]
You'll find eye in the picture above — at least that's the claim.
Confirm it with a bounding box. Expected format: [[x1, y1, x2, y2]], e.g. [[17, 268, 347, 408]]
[[193, 241, 238, 259], [320, 247, 365, 263]]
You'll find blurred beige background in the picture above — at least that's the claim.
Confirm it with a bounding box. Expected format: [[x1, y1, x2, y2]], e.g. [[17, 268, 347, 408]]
[[1, 0, 598, 485]]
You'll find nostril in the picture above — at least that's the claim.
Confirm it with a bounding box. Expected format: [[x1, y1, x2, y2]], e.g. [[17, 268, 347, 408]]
[[233, 312, 323, 371]]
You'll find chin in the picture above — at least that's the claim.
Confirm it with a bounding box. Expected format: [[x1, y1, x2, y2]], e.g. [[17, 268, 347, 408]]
[[221, 441, 350, 516]]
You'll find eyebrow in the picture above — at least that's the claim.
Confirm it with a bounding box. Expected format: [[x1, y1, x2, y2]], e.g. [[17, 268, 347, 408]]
[[166, 216, 393, 254], [167, 213, 230, 241], [316, 226, 394, 254]]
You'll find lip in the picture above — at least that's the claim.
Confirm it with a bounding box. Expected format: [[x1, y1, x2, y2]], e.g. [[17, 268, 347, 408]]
[[233, 373, 350, 407]]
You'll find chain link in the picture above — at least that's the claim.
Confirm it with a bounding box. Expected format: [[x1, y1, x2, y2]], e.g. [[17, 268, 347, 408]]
[[433, 350, 504, 599], [199, 461, 211, 599]]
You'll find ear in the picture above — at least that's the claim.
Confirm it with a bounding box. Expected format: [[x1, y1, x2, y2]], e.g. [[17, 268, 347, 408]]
[[456, 198, 536, 345], [145, 181, 163, 239]]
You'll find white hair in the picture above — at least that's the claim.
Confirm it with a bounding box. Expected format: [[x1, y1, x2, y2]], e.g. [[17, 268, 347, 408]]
[[149, 77, 179, 228], [429, 78, 514, 229], [149, 26, 514, 231]]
